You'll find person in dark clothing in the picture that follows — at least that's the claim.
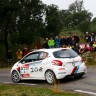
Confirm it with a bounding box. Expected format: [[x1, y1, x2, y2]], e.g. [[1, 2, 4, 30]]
[[60, 36, 67, 47], [84, 32, 91, 44], [72, 43, 80, 54], [91, 32, 95, 42], [6, 49, 12, 64], [42, 38, 49, 49], [66, 36, 72, 46], [72, 37, 76, 47], [23, 47, 29, 56], [73, 33, 80, 44]]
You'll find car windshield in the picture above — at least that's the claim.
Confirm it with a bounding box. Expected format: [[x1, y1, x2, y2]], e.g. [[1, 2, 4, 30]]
[[53, 49, 78, 58]]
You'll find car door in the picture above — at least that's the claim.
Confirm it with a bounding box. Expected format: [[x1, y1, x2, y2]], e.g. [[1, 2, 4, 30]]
[[33, 51, 49, 79], [20, 52, 40, 79]]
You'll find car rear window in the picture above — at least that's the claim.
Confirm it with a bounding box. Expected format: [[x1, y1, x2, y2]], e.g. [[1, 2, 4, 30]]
[[53, 49, 78, 58]]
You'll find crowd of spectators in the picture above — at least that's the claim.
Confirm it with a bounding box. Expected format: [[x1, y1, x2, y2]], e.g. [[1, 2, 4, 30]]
[[42, 32, 96, 54], [5, 32, 96, 64]]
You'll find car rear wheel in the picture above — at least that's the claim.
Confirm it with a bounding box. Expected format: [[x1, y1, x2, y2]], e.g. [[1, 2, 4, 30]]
[[75, 74, 84, 79], [45, 70, 57, 84], [11, 71, 21, 83]]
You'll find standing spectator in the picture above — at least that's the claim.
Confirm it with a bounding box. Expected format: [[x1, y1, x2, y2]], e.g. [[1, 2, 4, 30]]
[[72, 37, 76, 47], [23, 47, 29, 56], [60, 36, 67, 47], [48, 37, 55, 48], [84, 32, 91, 44], [6, 49, 12, 64], [16, 49, 23, 61], [91, 32, 95, 42], [73, 33, 80, 44], [66, 36, 72, 46], [42, 38, 49, 49], [73, 43, 80, 54], [55, 36, 60, 48]]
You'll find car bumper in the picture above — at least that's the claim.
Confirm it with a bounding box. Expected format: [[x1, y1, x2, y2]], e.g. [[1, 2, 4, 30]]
[[54, 62, 87, 79]]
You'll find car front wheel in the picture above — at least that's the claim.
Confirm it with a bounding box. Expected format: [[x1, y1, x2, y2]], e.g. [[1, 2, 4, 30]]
[[45, 70, 57, 84], [11, 71, 21, 83]]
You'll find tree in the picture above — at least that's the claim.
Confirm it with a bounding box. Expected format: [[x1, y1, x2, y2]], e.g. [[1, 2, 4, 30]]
[[90, 17, 96, 32], [78, 20, 90, 32], [68, 0, 92, 29], [16, 0, 45, 47], [69, 0, 84, 13], [43, 4, 63, 38], [0, 0, 20, 52]]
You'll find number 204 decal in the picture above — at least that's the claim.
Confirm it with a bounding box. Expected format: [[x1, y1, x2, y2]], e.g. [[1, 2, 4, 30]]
[[31, 67, 43, 72]]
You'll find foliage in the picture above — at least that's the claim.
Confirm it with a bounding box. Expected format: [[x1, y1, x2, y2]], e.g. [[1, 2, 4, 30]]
[[78, 20, 90, 32], [81, 52, 96, 66], [43, 4, 63, 38], [90, 17, 96, 32]]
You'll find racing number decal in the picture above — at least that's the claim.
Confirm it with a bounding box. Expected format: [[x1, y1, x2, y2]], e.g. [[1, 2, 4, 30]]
[[31, 67, 43, 72]]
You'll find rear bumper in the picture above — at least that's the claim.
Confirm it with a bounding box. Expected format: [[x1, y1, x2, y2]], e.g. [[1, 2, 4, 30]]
[[54, 63, 87, 79]]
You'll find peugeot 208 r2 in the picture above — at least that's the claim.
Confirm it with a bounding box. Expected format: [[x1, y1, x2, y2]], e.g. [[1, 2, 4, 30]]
[[11, 48, 87, 84]]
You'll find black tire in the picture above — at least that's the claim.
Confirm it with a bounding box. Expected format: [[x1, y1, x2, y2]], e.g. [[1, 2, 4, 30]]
[[11, 71, 21, 83], [75, 74, 84, 79], [45, 70, 57, 84]]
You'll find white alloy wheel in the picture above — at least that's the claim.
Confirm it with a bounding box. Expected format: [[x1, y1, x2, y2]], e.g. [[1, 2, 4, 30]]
[[45, 70, 56, 84], [12, 71, 21, 83]]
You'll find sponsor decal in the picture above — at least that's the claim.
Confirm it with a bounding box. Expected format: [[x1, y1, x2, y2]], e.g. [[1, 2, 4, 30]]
[[74, 66, 79, 74], [23, 64, 29, 68], [17, 66, 20, 73], [22, 74, 30, 78], [59, 68, 65, 70]]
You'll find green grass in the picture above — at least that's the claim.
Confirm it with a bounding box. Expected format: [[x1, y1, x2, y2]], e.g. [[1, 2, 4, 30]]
[[0, 84, 87, 96]]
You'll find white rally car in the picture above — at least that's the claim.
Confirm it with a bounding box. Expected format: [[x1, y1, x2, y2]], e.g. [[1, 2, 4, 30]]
[[11, 48, 87, 84]]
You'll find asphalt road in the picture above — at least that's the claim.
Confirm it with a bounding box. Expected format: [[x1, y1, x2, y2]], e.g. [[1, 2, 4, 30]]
[[0, 67, 96, 95]]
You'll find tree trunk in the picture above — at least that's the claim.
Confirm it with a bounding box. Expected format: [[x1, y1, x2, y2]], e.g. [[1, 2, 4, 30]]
[[4, 22, 9, 53]]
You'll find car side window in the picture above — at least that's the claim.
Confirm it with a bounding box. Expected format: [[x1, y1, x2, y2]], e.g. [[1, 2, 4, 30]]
[[38, 52, 48, 60], [20, 52, 39, 63]]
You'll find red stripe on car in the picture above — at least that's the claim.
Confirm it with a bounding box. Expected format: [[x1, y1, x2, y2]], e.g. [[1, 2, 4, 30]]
[[71, 67, 77, 75]]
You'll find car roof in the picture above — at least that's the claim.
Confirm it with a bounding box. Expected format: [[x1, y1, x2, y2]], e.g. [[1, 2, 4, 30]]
[[31, 48, 70, 53]]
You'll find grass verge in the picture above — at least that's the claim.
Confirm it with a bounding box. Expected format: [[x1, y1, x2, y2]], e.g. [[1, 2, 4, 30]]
[[0, 84, 88, 96]]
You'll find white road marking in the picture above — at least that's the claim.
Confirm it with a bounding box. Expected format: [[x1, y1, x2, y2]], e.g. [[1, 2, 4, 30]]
[[75, 90, 96, 96], [4, 82, 37, 86]]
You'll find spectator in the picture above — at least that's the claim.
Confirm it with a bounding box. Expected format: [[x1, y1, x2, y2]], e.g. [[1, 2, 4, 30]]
[[92, 41, 96, 51], [84, 32, 91, 44], [6, 49, 12, 64], [66, 36, 72, 46], [72, 37, 76, 47], [55, 36, 60, 48], [23, 47, 29, 56], [91, 32, 95, 42], [79, 43, 86, 54], [79, 43, 91, 54], [60, 36, 67, 47], [73, 43, 80, 54], [42, 38, 49, 49], [73, 33, 80, 44], [48, 37, 55, 48], [16, 49, 23, 61]]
